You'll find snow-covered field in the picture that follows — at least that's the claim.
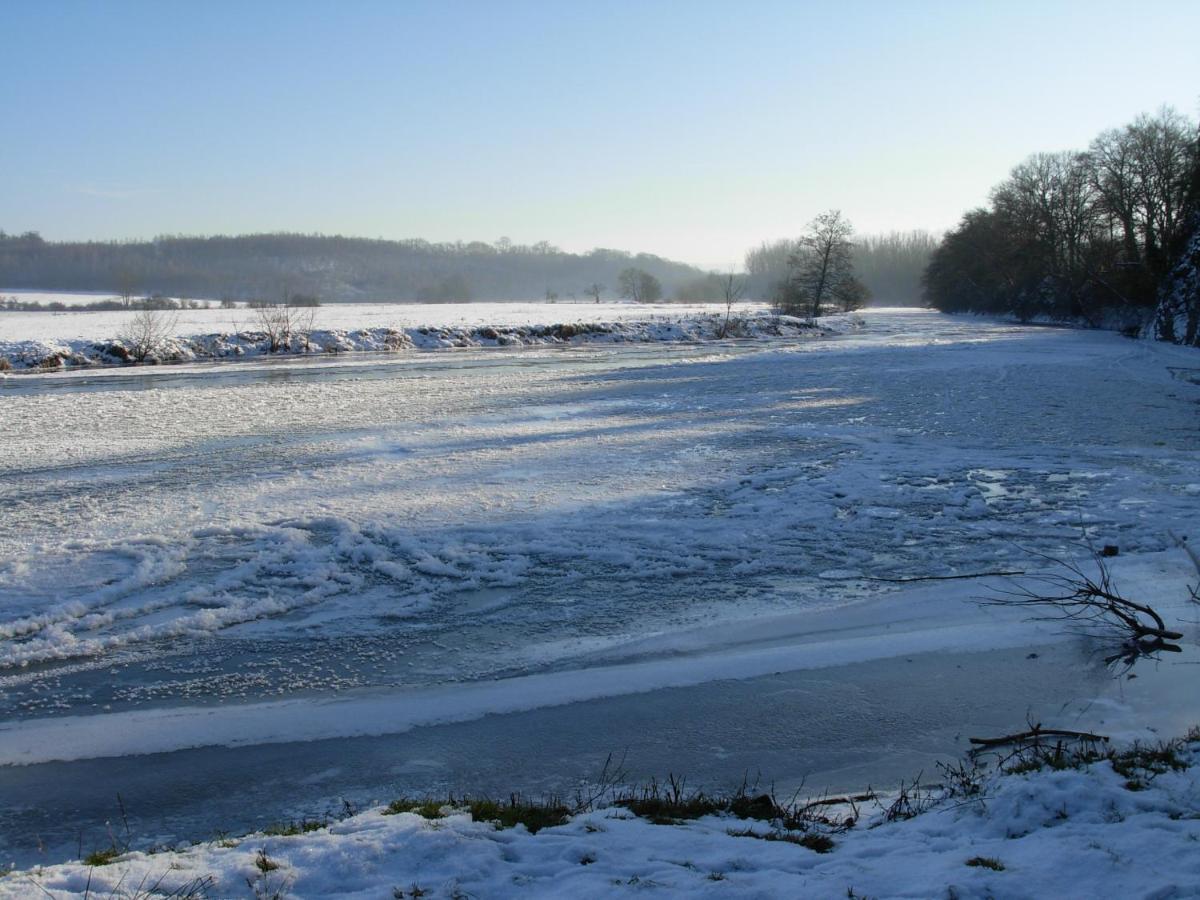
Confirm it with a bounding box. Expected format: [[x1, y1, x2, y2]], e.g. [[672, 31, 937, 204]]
[[0, 293, 769, 345], [1, 308, 1198, 892]]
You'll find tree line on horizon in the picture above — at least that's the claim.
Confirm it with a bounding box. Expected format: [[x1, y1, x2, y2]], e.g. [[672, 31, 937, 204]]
[[922, 106, 1200, 339], [0, 232, 708, 305], [0, 226, 938, 309]]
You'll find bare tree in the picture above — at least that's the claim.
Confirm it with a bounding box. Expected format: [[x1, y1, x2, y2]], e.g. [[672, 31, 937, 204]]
[[251, 288, 316, 353], [777, 210, 865, 318], [116, 268, 139, 309], [1124, 107, 1195, 273], [1089, 127, 1144, 265], [617, 268, 662, 303], [118, 305, 178, 362], [584, 282, 605, 303], [253, 302, 294, 353], [717, 272, 745, 338]]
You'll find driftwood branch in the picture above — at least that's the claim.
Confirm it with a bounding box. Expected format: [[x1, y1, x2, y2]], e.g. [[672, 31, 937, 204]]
[[968, 721, 1111, 771], [866, 571, 1024, 584], [798, 792, 877, 810], [984, 548, 1183, 669], [968, 727, 1108, 748]]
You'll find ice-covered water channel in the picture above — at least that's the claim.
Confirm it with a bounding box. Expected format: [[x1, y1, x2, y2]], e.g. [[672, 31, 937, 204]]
[[1, 309, 1198, 865]]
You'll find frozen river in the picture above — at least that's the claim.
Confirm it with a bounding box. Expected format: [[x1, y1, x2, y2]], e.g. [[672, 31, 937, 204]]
[[1, 309, 1198, 865]]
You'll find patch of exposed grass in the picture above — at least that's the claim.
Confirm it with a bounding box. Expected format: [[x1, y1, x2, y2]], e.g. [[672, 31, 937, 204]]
[[965, 856, 1005, 871], [83, 847, 122, 867], [999, 733, 1195, 788], [1109, 740, 1190, 790], [383, 798, 447, 819], [466, 796, 570, 834], [262, 818, 326, 836], [611, 776, 797, 826], [382, 794, 570, 834], [614, 791, 725, 825], [727, 827, 835, 853]]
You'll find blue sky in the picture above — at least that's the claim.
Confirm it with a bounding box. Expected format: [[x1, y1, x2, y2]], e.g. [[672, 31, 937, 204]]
[[3, 0, 1198, 269]]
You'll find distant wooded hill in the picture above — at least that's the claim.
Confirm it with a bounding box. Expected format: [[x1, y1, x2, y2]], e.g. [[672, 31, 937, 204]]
[[0, 232, 709, 303]]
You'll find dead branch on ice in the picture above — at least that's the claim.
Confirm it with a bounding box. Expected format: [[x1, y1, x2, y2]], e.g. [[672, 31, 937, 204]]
[[968, 726, 1109, 748], [985, 549, 1182, 669], [865, 570, 1024, 583]]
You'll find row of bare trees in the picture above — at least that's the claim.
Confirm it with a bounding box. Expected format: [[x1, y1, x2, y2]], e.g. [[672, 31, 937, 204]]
[[924, 107, 1199, 323]]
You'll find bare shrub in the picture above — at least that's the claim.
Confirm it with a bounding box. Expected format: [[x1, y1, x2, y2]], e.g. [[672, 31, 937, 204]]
[[717, 273, 746, 338], [251, 301, 315, 353], [118, 306, 179, 362]]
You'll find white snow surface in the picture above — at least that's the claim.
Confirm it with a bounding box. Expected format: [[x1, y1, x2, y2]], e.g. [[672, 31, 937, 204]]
[[5, 741, 1199, 899]]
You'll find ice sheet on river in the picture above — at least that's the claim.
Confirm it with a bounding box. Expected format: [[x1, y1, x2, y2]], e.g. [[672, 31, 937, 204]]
[[1, 309, 1198, 755]]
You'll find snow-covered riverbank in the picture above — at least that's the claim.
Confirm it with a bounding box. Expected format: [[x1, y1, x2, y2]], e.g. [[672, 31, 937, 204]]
[[0, 310, 857, 371], [5, 732, 1198, 899], [1, 298, 858, 371]]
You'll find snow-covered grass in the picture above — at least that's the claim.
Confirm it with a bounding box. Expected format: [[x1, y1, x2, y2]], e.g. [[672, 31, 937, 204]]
[[5, 731, 1198, 898]]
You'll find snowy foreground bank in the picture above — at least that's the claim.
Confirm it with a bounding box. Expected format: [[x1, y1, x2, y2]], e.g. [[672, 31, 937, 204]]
[[5, 734, 1198, 899], [0, 309, 857, 371]]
